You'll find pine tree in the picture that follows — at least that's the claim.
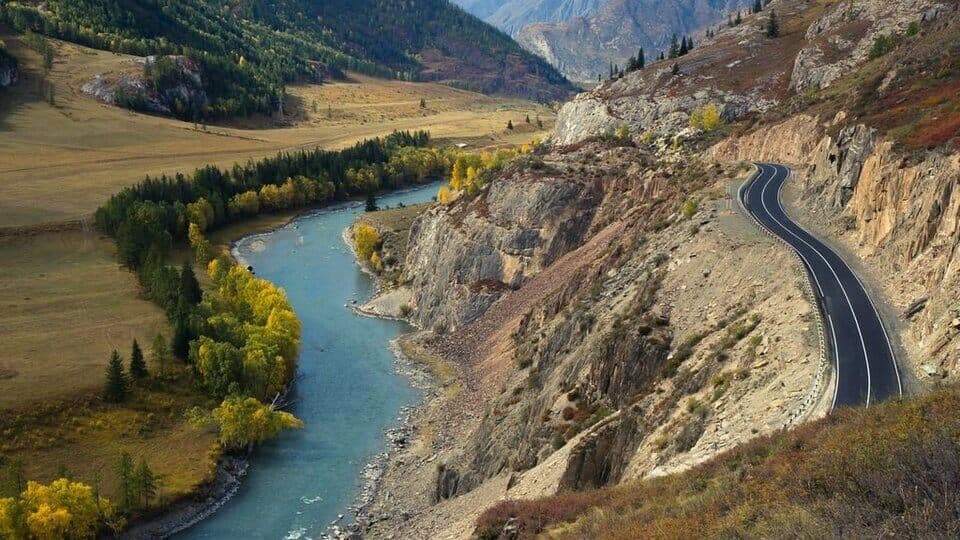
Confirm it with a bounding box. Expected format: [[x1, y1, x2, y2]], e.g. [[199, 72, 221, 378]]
[[525, 114, 531, 124], [506, 120, 514, 130], [365, 192, 378, 212], [172, 318, 191, 360], [419, 98, 426, 108], [104, 350, 129, 403], [735, 11, 743, 25], [638, 48, 645, 69], [669, 33, 679, 58], [179, 262, 202, 306], [659, 51, 665, 61], [753, 0, 762, 13], [767, 10, 780, 38], [672, 63, 680, 76], [150, 333, 169, 379], [130, 339, 148, 379], [679, 36, 689, 56], [116, 452, 136, 512], [134, 459, 157, 508]]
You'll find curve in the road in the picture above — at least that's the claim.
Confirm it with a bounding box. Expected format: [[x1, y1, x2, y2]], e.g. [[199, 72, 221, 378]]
[[739, 163, 902, 408]]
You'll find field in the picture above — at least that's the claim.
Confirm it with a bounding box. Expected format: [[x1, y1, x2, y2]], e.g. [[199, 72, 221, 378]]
[[0, 32, 554, 229], [0, 27, 552, 511], [0, 230, 166, 409]]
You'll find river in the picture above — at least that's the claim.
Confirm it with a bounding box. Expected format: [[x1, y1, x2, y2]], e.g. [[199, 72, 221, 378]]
[[177, 182, 439, 539]]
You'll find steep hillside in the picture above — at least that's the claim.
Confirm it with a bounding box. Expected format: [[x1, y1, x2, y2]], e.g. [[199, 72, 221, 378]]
[[353, 0, 960, 538], [453, 0, 605, 35], [477, 386, 960, 538], [0, 0, 573, 119], [517, 0, 751, 83]]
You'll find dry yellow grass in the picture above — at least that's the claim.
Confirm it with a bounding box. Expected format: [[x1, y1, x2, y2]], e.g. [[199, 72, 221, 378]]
[[0, 230, 166, 409], [0, 33, 554, 228], [0, 29, 551, 508], [1, 368, 219, 503]]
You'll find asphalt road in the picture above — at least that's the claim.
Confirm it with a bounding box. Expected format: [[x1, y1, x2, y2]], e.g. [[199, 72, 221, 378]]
[[739, 163, 902, 407]]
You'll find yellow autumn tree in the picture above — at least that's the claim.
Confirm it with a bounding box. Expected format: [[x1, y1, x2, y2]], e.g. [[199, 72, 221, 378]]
[[689, 103, 723, 131], [2, 479, 114, 540], [370, 251, 384, 272], [186, 197, 216, 232], [354, 224, 380, 262], [701, 103, 723, 131], [437, 185, 455, 204], [212, 396, 304, 450], [188, 223, 215, 265], [450, 158, 467, 191]]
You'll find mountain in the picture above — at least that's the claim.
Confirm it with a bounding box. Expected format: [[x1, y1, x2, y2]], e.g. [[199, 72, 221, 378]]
[[517, 0, 751, 83], [453, 0, 606, 36], [355, 0, 960, 537], [0, 0, 573, 119]]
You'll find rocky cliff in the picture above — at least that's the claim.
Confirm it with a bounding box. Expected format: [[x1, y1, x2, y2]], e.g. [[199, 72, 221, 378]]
[[369, 139, 824, 538], [517, 0, 751, 84], [553, 0, 941, 144], [365, 0, 960, 537]]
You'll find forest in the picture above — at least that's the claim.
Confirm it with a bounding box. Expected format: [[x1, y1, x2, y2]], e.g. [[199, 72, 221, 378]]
[[0, 0, 570, 118], [95, 130, 449, 403]]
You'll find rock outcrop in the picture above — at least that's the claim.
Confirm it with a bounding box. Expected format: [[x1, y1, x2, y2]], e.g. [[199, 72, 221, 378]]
[[405, 157, 604, 332], [82, 55, 206, 116], [0, 49, 18, 87]]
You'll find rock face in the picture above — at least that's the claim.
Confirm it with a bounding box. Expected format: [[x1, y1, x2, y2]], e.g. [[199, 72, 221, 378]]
[[789, 0, 938, 92], [405, 160, 603, 332], [0, 49, 18, 87], [453, 0, 605, 36], [82, 56, 207, 116], [714, 111, 960, 383], [516, 0, 750, 84]]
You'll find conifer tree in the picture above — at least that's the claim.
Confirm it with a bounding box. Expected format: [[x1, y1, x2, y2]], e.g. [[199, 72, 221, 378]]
[[419, 98, 426, 108], [135, 459, 156, 508], [669, 34, 679, 58], [116, 452, 136, 512], [150, 333, 169, 379], [365, 192, 378, 212], [672, 63, 680, 76], [179, 262, 202, 305], [638, 48, 645, 69], [735, 11, 743, 25], [753, 0, 762, 13], [506, 120, 514, 130], [679, 36, 688, 56], [525, 114, 531, 123], [767, 10, 780, 38], [104, 350, 129, 403], [130, 339, 148, 379], [172, 319, 191, 360]]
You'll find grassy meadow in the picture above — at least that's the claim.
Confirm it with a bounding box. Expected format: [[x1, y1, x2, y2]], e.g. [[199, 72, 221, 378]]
[[0, 31, 554, 229], [0, 28, 552, 509]]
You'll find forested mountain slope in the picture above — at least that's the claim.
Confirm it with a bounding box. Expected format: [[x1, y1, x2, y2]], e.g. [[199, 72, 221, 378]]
[[0, 0, 572, 119]]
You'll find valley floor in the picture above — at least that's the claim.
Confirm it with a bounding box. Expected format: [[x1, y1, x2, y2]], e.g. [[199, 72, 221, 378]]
[[0, 28, 553, 522]]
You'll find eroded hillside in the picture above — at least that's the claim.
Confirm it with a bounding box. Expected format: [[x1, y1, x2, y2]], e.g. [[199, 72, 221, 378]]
[[360, 0, 960, 537]]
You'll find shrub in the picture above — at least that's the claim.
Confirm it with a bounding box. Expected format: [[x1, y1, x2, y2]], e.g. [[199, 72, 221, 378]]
[[681, 199, 698, 219], [869, 33, 897, 59]]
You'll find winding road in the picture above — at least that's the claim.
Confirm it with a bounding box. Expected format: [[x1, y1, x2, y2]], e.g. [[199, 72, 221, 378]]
[[739, 163, 902, 408]]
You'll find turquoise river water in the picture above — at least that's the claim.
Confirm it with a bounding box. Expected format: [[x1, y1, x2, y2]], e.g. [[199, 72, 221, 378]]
[[178, 182, 439, 539]]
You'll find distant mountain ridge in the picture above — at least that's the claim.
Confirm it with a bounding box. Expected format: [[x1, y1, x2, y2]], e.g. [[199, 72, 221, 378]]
[[454, 0, 606, 35], [453, 0, 750, 84], [0, 0, 573, 119]]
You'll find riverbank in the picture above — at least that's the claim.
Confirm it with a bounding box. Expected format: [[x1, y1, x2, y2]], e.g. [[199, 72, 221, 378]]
[[342, 203, 479, 538]]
